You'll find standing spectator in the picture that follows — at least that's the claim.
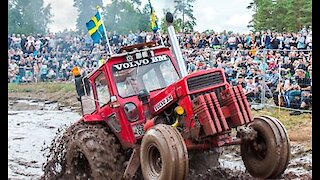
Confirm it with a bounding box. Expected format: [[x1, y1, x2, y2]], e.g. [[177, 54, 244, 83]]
[[8, 34, 13, 48], [18, 57, 27, 82], [128, 30, 135, 44], [211, 33, 221, 50], [13, 34, 22, 49], [296, 33, 306, 50], [227, 33, 237, 50], [40, 61, 48, 82], [33, 62, 40, 82], [139, 30, 147, 43], [270, 32, 279, 49], [48, 34, 56, 52], [305, 31, 312, 49], [265, 30, 272, 49], [20, 34, 28, 53], [8, 59, 18, 82], [111, 31, 120, 46], [10, 34, 17, 49]]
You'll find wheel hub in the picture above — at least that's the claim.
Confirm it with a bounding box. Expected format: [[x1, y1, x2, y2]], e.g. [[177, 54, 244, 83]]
[[149, 146, 162, 174]]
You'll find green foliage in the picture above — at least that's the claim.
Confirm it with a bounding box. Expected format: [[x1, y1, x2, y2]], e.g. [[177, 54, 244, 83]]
[[173, 0, 197, 33], [73, 0, 103, 33], [103, 0, 149, 35], [74, 0, 151, 34], [247, 0, 312, 32], [8, 0, 52, 34]]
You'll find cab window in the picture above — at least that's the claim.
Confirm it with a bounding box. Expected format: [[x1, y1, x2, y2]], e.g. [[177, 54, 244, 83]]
[[160, 60, 180, 85], [94, 72, 110, 107], [142, 68, 161, 92]]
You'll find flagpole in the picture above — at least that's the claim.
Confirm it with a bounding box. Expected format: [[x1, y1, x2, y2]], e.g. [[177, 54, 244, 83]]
[[97, 6, 113, 55], [157, 30, 164, 46]]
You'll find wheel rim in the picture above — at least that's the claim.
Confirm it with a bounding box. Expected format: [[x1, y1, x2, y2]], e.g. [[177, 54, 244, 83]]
[[248, 133, 267, 160], [148, 144, 162, 176]]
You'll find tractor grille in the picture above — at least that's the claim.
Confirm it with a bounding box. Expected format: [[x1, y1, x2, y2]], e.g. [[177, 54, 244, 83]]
[[190, 86, 225, 103], [187, 72, 223, 92]]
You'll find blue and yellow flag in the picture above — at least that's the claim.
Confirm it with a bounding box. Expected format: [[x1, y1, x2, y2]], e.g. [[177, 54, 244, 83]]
[[86, 11, 106, 44], [149, 0, 159, 33]]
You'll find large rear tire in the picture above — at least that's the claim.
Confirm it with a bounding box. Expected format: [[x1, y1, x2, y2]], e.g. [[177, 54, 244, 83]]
[[241, 116, 290, 178], [140, 124, 189, 180], [65, 121, 125, 179]]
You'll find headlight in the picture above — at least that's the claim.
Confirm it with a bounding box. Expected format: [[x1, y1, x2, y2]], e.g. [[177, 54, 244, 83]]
[[174, 106, 185, 115], [123, 102, 139, 122]]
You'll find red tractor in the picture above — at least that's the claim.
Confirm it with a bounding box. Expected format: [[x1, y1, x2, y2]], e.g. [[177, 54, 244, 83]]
[[49, 13, 290, 179]]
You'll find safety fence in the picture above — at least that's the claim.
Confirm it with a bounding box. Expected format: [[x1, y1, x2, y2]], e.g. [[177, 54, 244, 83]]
[[195, 48, 313, 114]]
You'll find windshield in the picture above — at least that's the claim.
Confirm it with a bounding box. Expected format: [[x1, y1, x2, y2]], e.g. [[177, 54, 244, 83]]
[[112, 55, 180, 98]]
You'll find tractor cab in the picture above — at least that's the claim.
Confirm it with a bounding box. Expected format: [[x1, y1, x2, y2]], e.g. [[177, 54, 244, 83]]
[[73, 41, 181, 148]]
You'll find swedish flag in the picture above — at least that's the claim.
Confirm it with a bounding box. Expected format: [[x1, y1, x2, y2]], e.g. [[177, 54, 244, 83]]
[[86, 11, 106, 44], [149, 0, 159, 33]]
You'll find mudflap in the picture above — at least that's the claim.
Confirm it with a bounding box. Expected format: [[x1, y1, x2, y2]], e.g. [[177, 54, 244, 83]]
[[122, 146, 141, 180]]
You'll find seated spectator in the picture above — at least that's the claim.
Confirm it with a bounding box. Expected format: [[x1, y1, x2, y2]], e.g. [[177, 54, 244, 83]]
[[255, 76, 273, 100], [295, 67, 311, 109], [283, 74, 301, 109], [235, 74, 246, 89], [47, 68, 56, 81], [245, 76, 259, 102], [40, 61, 48, 82], [266, 67, 280, 92], [301, 65, 312, 109]]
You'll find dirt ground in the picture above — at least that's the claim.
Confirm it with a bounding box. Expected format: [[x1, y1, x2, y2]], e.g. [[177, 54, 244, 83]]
[[8, 83, 312, 179]]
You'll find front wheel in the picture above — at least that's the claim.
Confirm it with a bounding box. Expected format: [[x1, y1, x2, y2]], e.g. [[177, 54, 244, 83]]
[[140, 124, 189, 180], [241, 116, 290, 179]]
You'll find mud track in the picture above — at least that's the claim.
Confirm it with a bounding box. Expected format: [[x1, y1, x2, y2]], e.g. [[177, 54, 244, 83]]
[[8, 99, 312, 179]]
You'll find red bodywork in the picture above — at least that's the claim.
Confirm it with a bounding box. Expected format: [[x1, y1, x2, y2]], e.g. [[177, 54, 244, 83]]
[[79, 43, 253, 150]]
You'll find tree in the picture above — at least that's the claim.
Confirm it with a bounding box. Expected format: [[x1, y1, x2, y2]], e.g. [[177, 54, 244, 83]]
[[103, 0, 149, 35], [247, 0, 312, 32], [73, 0, 103, 33], [8, 0, 52, 34], [173, 0, 196, 33]]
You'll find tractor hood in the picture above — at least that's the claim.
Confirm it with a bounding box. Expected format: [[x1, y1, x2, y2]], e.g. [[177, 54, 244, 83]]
[[149, 68, 228, 115]]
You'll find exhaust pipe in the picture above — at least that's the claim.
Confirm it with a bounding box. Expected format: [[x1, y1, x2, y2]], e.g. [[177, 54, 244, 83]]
[[166, 12, 188, 77]]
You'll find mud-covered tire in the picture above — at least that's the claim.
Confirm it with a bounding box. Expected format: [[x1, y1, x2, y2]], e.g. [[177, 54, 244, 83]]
[[65, 121, 125, 179], [140, 124, 189, 180], [241, 116, 290, 179]]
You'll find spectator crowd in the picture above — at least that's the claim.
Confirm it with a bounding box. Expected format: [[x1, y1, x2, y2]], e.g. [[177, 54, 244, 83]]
[[8, 27, 312, 110]]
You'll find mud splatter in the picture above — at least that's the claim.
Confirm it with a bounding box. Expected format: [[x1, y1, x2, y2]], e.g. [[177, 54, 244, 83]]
[[8, 99, 312, 179]]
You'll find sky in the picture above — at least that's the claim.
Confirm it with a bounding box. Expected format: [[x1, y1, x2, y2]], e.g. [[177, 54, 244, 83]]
[[44, 0, 253, 33]]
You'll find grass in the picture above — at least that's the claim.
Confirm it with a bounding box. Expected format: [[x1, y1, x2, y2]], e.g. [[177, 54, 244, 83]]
[[8, 82, 76, 94]]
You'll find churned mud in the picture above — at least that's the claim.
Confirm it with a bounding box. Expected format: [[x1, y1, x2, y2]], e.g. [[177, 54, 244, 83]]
[[8, 99, 80, 179], [8, 99, 312, 179]]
